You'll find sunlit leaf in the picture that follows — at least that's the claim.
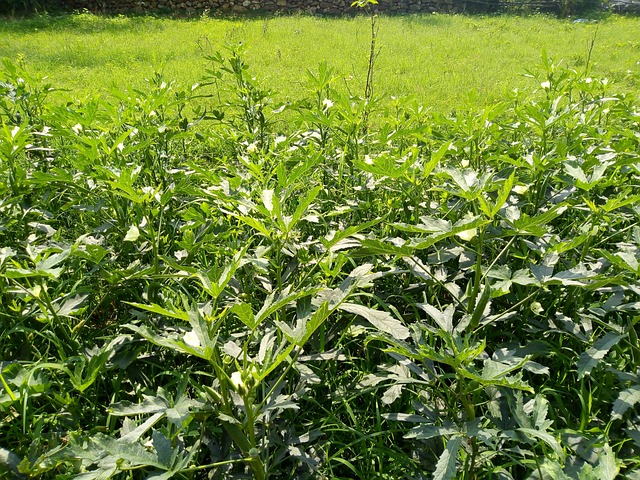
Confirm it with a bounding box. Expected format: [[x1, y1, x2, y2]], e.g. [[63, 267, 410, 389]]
[[577, 332, 624, 379], [612, 383, 640, 420], [433, 436, 461, 480], [339, 303, 410, 340]]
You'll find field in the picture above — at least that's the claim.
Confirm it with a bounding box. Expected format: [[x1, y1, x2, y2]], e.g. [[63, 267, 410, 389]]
[[0, 13, 640, 112], [1, 10, 640, 480]]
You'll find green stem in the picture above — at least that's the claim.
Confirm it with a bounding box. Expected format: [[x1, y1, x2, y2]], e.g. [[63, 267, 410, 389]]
[[467, 227, 485, 315], [468, 437, 478, 480]]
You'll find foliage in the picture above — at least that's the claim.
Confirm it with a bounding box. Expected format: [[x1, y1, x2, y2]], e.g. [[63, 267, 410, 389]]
[[2, 14, 640, 116], [1, 40, 640, 479]]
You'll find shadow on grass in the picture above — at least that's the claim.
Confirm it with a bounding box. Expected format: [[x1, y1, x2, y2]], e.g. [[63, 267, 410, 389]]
[[391, 12, 458, 27], [0, 9, 464, 35], [0, 12, 172, 33]]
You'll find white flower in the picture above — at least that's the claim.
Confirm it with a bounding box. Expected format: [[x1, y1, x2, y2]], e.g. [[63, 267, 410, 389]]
[[174, 249, 188, 261], [456, 228, 477, 242], [530, 301, 544, 315], [183, 331, 201, 348], [274, 135, 287, 146], [322, 98, 334, 110], [123, 225, 140, 242], [247, 142, 258, 153], [230, 371, 246, 394], [540, 81, 551, 90], [71, 123, 83, 134], [364, 154, 373, 165], [513, 184, 529, 195]]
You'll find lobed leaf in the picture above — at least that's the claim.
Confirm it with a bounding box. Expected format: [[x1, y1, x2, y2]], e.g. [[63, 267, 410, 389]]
[[339, 302, 410, 340], [433, 436, 461, 480], [612, 383, 640, 420], [577, 332, 624, 380]]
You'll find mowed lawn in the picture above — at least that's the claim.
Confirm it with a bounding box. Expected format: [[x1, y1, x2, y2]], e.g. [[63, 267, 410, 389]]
[[0, 12, 639, 112]]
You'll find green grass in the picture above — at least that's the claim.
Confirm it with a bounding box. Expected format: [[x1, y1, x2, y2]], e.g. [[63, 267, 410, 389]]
[[0, 12, 639, 112]]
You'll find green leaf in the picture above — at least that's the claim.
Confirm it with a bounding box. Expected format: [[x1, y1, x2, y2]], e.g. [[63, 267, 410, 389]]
[[358, 238, 414, 256], [531, 395, 552, 431], [320, 219, 382, 251], [433, 436, 461, 480], [231, 302, 256, 329], [120, 412, 165, 442], [72, 466, 118, 480], [405, 425, 459, 440], [429, 141, 451, 174], [69, 347, 112, 392], [516, 428, 564, 457], [592, 443, 619, 480], [235, 215, 271, 238], [354, 149, 419, 179], [458, 366, 532, 392], [125, 302, 190, 322], [602, 193, 640, 213], [55, 294, 88, 317], [255, 287, 317, 325], [577, 332, 624, 380], [36, 249, 70, 272], [110, 395, 169, 416], [393, 216, 451, 234], [146, 471, 177, 480], [338, 302, 410, 340], [509, 204, 567, 236], [298, 302, 332, 345], [165, 394, 197, 429], [612, 383, 640, 420], [418, 303, 454, 334], [414, 216, 490, 250], [126, 322, 214, 361], [152, 430, 173, 468], [90, 433, 165, 469], [291, 184, 321, 228], [492, 171, 516, 217], [536, 459, 571, 480]]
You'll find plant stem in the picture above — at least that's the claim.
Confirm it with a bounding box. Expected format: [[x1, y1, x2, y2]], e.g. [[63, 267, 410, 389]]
[[468, 227, 485, 315], [362, 9, 379, 134]]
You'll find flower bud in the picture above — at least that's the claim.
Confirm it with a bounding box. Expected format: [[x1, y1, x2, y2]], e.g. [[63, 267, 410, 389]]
[[230, 371, 248, 396]]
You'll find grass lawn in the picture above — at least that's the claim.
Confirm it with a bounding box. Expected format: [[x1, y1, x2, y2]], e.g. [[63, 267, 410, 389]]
[[2, 9, 640, 480], [0, 12, 639, 112]]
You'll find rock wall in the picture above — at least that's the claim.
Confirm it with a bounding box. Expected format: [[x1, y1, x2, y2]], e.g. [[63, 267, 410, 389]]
[[67, 0, 464, 15]]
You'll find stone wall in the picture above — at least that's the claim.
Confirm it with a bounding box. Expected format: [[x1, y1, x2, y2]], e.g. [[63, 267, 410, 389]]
[[67, 0, 463, 15]]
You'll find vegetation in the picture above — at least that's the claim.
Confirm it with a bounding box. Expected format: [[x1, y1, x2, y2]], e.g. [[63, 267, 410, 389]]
[[0, 13, 639, 113], [2, 10, 640, 480]]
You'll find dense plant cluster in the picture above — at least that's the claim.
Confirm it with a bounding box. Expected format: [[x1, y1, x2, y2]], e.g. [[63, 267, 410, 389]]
[[1, 46, 640, 479]]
